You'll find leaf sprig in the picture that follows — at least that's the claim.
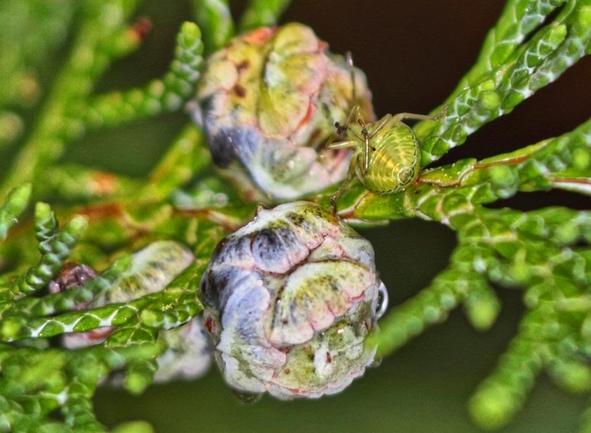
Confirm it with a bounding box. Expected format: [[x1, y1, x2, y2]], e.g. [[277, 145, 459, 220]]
[[343, 0, 591, 429]]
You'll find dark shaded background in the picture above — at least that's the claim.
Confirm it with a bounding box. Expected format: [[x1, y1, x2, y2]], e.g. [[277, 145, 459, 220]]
[[62, 0, 591, 431]]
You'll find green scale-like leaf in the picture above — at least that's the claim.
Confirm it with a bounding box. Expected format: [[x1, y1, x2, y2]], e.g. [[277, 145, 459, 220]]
[[0, 0, 590, 431]]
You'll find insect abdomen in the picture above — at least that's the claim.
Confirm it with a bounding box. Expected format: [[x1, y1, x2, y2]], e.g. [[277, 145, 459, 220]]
[[364, 122, 420, 193]]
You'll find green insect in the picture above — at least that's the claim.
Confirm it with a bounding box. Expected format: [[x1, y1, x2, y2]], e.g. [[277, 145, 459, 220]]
[[329, 54, 444, 209]]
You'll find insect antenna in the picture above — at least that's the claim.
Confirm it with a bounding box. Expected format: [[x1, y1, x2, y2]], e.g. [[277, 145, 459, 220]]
[[323, 50, 361, 151], [332, 52, 360, 137], [346, 51, 357, 108]]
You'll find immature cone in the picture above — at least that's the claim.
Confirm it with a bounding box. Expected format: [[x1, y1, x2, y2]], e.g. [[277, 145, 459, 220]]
[[201, 202, 388, 399], [49, 241, 211, 383], [194, 23, 374, 202]]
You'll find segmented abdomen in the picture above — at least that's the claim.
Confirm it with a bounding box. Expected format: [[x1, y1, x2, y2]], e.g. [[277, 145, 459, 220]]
[[364, 123, 420, 193]]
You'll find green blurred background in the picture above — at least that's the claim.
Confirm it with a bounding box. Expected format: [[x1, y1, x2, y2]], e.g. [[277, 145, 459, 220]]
[[27, 0, 590, 431]]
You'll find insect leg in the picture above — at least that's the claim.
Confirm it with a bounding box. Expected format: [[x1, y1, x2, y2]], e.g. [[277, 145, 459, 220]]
[[330, 159, 357, 214], [327, 140, 358, 150], [363, 135, 370, 173], [320, 106, 362, 153], [391, 112, 436, 123], [344, 104, 362, 129], [391, 107, 447, 123], [368, 115, 392, 139]]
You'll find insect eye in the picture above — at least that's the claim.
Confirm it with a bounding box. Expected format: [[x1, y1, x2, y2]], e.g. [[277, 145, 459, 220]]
[[334, 121, 347, 136]]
